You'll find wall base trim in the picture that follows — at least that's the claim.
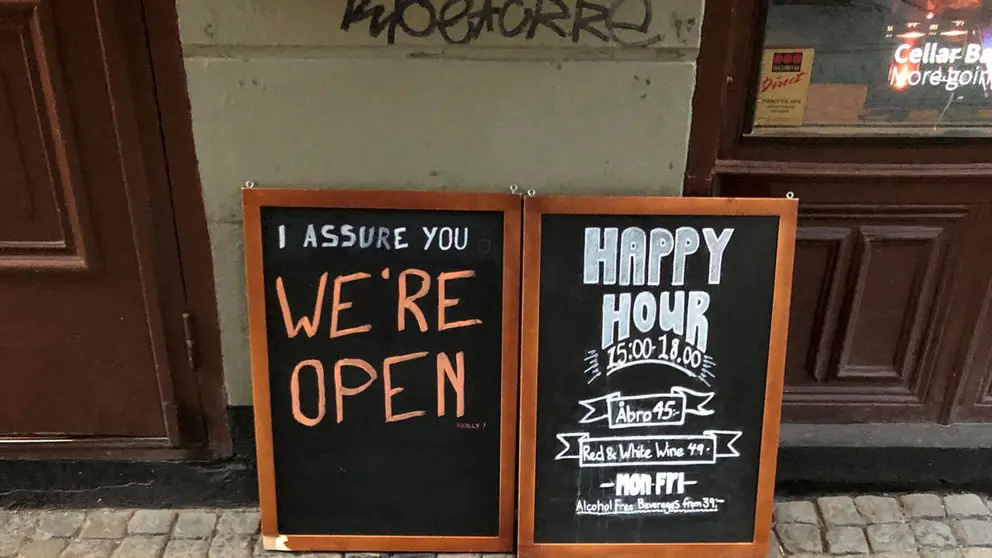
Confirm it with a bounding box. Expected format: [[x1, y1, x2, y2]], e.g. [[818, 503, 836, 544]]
[[0, 407, 988, 508]]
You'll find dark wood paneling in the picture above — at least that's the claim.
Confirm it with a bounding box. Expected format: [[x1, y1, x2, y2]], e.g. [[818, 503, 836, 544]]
[[684, 0, 992, 425], [718, 177, 989, 423], [943, 206, 992, 423], [785, 226, 854, 386], [0, 0, 93, 271], [0, 0, 227, 457], [781, 206, 964, 422]]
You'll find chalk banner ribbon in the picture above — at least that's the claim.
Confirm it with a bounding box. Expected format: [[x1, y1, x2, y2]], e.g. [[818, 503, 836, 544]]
[[578, 388, 715, 429], [555, 431, 742, 467]]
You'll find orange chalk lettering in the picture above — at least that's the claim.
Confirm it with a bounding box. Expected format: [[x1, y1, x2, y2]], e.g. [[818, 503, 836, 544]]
[[290, 359, 326, 427], [437, 351, 465, 418], [397, 269, 430, 332], [438, 270, 483, 331], [276, 273, 328, 338], [333, 358, 377, 423], [383, 351, 429, 423], [330, 272, 372, 338]]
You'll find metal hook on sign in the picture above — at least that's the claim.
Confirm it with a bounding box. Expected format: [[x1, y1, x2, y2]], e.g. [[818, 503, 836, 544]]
[[526, 189, 536, 197], [786, 191, 795, 199], [509, 184, 519, 195], [244, 180, 256, 189]]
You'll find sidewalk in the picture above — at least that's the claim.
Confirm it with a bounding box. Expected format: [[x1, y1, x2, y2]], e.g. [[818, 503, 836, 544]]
[[2, 493, 992, 557]]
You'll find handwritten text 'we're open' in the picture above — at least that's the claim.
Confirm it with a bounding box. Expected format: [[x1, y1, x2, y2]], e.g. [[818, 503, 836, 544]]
[[275, 223, 479, 428]]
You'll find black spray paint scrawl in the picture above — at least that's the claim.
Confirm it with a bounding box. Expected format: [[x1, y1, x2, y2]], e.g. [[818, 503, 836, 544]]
[[340, 0, 664, 47]]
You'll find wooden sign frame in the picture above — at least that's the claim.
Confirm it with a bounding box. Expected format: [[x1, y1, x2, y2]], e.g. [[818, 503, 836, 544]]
[[516, 195, 797, 558], [243, 187, 522, 553]]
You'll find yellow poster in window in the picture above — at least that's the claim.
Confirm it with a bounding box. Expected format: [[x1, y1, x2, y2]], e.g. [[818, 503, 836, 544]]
[[753, 48, 815, 127]]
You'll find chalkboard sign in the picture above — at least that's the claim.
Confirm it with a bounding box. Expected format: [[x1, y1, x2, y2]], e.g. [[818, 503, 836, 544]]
[[243, 188, 521, 553], [517, 196, 796, 558]]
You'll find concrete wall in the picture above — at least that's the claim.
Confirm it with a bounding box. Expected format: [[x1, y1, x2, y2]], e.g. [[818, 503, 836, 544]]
[[177, 0, 703, 405]]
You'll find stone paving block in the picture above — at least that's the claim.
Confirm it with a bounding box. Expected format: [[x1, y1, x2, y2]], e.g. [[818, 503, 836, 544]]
[[904, 494, 948, 519], [217, 511, 260, 536], [128, 510, 177, 535], [826, 525, 869, 554], [0, 534, 28, 557], [874, 553, 921, 558], [776, 523, 823, 554], [818, 496, 865, 526], [32, 511, 85, 539], [5, 513, 38, 537], [953, 519, 992, 546], [922, 550, 961, 558], [964, 550, 992, 558], [345, 554, 383, 558], [209, 535, 254, 558], [946, 495, 991, 518], [767, 531, 783, 558], [16, 538, 67, 558], [165, 539, 210, 558], [775, 501, 820, 525], [173, 511, 219, 539], [867, 522, 917, 553], [438, 554, 481, 558], [855, 495, 906, 524], [79, 510, 132, 539], [913, 520, 957, 548], [111, 535, 168, 558], [59, 539, 117, 558]]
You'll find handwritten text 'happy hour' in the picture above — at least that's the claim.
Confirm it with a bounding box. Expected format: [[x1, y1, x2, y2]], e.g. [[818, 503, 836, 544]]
[[584, 226, 733, 351], [281, 223, 471, 251], [341, 0, 664, 47], [275, 259, 481, 427]]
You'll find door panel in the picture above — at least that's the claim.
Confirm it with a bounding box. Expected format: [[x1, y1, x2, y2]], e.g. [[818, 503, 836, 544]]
[[0, 0, 93, 270], [721, 178, 987, 423], [782, 207, 964, 422], [0, 1, 184, 440]]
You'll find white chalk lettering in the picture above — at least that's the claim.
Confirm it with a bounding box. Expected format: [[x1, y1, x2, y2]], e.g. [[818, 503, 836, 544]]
[[283, 223, 414, 250]]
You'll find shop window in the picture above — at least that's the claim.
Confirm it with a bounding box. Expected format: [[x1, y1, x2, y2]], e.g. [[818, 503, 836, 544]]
[[747, 0, 992, 136]]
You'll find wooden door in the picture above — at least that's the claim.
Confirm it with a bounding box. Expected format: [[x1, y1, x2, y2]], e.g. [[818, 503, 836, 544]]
[[718, 177, 992, 423], [683, 0, 992, 424], [0, 0, 225, 457]]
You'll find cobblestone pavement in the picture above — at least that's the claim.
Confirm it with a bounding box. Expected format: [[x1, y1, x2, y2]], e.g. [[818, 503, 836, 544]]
[[3, 493, 992, 557]]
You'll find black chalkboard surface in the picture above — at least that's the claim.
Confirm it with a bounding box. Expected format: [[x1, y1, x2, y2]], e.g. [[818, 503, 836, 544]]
[[517, 196, 797, 558], [243, 188, 520, 553]]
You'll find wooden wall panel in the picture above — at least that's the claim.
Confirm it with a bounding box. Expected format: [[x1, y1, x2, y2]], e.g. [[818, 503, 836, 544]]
[[0, 0, 93, 271], [781, 206, 966, 422], [947, 262, 992, 422]]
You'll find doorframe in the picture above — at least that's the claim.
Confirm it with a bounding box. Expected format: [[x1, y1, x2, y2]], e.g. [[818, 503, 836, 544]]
[[142, 0, 231, 458]]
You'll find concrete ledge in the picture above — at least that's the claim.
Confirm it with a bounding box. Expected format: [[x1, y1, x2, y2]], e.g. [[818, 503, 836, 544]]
[[781, 423, 992, 449], [1, 409, 991, 509]]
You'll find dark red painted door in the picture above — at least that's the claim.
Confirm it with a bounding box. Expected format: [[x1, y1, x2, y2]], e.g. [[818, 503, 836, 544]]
[[0, 0, 199, 445]]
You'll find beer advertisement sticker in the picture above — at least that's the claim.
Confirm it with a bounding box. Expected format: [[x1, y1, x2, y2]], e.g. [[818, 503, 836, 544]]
[[754, 48, 816, 127]]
